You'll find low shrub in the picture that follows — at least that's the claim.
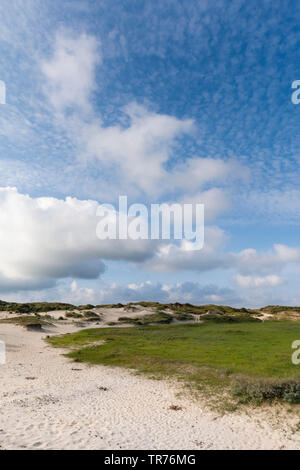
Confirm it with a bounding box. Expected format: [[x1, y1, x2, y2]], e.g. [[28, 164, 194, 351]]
[[118, 312, 173, 325], [78, 304, 95, 311], [0, 301, 75, 313], [173, 312, 194, 321], [0, 316, 50, 328], [232, 377, 300, 404], [66, 311, 83, 319], [95, 303, 124, 308], [83, 311, 99, 318], [203, 314, 260, 323]]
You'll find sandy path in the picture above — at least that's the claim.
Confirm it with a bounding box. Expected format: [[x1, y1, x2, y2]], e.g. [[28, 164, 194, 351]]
[[0, 323, 300, 450]]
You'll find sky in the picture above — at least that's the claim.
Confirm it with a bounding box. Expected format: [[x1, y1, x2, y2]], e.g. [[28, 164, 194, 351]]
[[0, 0, 299, 307]]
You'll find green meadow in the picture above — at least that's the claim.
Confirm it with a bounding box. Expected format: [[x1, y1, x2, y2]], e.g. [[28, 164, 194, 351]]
[[48, 321, 300, 405]]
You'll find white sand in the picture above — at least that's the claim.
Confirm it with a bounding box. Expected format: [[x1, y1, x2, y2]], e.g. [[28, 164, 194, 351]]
[[1, 322, 300, 450]]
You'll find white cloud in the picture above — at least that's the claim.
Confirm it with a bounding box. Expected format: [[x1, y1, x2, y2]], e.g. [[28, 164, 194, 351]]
[[179, 188, 231, 221], [168, 157, 246, 194], [145, 226, 228, 272], [0, 188, 299, 301], [234, 244, 300, 275], [91, 280, 239, 306], [0, 187, 156, 292], [69, 280, 96, 304], [40, 32, 247, 210], [80, 103, 195, 195], [80, 105, 246, 201], [146, 237, 300, 279], [235, 274, 284, 289], [41, 30, 100, 114]]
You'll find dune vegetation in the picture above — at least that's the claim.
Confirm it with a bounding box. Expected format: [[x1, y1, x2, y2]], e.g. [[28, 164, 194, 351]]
[[0, 300, 76, 314], [0, 315, 52, 328], [48, 320, 300, 406], [3, 299, 300, 405]]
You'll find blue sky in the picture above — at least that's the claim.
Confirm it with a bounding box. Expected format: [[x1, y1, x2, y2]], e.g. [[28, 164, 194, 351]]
[[0, 0, 299, 306]]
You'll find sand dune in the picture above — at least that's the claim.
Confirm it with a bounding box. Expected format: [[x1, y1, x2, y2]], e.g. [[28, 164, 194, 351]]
[[0, 322, 299, 450]]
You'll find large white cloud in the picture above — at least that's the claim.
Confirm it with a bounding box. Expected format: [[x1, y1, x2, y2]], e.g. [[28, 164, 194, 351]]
[[0, 187, 156, 291], [1, 187, 300, 295]]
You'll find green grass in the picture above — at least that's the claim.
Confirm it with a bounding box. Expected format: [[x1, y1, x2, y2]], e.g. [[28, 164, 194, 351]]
[[65, 311, 83, 319], [83, 311, 100, 319], [118, 311, 173, 325], [47, 321, 300, 404], [0, 315, 51, 327]]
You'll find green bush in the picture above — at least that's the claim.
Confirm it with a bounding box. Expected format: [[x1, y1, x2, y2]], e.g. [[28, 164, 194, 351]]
[[173, 312, 194, 321], [203, 314, 260, 323], [0, 301, 75, 313], [66, 311, 83, 319], [0, 316, 50, 328], [96, 303, 124, 308], [232, 377, 300, 404], [83, 311, 101, 322], [118, 312, 173, 325], [78, 304, 95, 310], [83, 311, 99, 318], [261, 305, 300, 314]]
